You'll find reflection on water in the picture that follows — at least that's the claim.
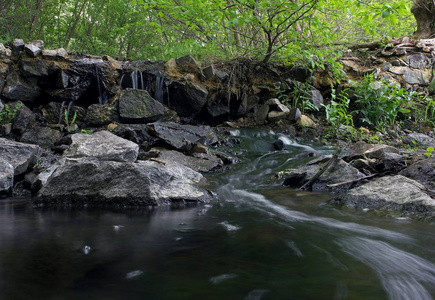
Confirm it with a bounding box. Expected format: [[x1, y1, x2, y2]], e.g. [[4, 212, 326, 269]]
[[0, 129, 434, 299]]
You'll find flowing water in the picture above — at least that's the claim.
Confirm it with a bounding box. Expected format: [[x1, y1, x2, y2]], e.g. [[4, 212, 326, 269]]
[[1, 129, 435, 300]]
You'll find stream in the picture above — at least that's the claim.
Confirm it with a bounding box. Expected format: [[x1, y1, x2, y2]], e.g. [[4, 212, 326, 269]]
[[0, 129, 435, 299]]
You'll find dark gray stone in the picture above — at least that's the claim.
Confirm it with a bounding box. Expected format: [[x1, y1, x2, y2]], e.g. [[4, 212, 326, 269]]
[[167, 81, 208, 118], [406, 53, 431, 69], [86, 102, 118, 126], [19, 58, 49, 77], [2, 71, 41, 103], [283, 156, 365, 192], [203, 65, 216, 79], [35, 158, 211, 206], [64, 130, 139, 163], [344, 142, 399, 161], [310, 89, 324, 108], [238, 95, 260, 116], [0, 138, 41, 175], [176, 55, 201, 69], [119, 88, 168, 123], [254, 104, 269, 125], [20, 127, 62, 149], [12, 102, 37, 132], [147, 122, 219, 151], [400, 158, 435, 190]]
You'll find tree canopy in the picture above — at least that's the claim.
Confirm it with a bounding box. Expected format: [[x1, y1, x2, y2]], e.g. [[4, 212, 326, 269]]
[[0, 0, 420, 63]]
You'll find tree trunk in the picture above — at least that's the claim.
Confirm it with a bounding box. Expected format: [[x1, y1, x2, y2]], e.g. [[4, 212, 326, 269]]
[[412, 0, 435, 38]]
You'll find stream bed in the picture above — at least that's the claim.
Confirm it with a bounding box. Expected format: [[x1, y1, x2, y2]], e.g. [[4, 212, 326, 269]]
[[0, 129, 435, 300]]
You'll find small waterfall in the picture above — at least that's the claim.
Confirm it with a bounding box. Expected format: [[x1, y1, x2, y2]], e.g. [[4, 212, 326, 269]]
[[166, 83, 170, 108], [130, 70, 144, 90], [58, 101, 66, 124], [95, 65, 108, 104], [131, 71, 137, 89], [154, 73, 165, 103]]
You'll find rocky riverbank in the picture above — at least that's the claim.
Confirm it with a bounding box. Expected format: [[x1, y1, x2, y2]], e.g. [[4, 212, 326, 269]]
[[1, 38, 435, 220]]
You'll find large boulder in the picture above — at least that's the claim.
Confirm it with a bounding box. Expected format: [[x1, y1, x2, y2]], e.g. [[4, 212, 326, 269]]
[[403, 132, 435, 148], [64, 130, 139, 162], [118, 88, 168, 123], [2, 71, 41, 103], [0, 138, 41, 175], [19, 58, 49, 77], [85, 102, 118, 126], [167, 81, 208, 118], [283, 155, 366, 192], [35, 158, 211, 206], [334, 175, 435, 213], [0, 159, 14, 195], [147, 122, 219, 151]]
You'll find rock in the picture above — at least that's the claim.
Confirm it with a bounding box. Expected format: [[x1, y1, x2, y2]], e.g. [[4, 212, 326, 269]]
[[12, 102, 37, 132], [403, 68, 432, 86], [31, 40, 44, 49], [64, 130, 139, 163], [344, 142, 399, 160], [253, 104, 269, 125], [378, 152, 406, 173], [167, 81, 208, 118], [164, 58, 178, 74], [265, 98, 281, 107], [237, 95, 260, 116], [403, 132, 435, 148], [24, 44, 42, 57], [35, 158, 211, 206], [0, 99, 3, 112], [20, 127, 62, 149], [267, 110, 289, 122], [335, 175, 435, 213], [42, 48, 68, 59], [103, 56, 122, 71], [283, 156, 365, 192], [119, 88, 168, 123], [46, 79, 92, 102], [297, 115, 316, 128], [147, 122, 219, 151], [0, 138, 41, 176], [288, 107, 302, 122], [176, 55, 201, 70], [405, 53, 431, 69], [85, 102, 118, 126], [10, 39, 24, 53], [153, 149, 223, 172], [0, 159, 14, 195], [2, 71, 41, 103], [203, 65, 216, 79], [399, 158, 435, 190], [0, 43, 6, 55], [0, 124, 12, 136], [310, 88, 324, 108], [19, 58, 49, 77]]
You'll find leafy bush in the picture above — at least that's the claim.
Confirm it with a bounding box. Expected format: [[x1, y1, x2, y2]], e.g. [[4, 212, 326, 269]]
[[0, 103, 23, 125], [322, 85, 353, 132]]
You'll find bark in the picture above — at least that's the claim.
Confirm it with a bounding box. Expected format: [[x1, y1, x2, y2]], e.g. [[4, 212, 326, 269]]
[[412, 0, 435, 38]]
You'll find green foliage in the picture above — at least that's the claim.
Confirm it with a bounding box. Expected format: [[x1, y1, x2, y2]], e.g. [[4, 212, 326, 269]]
[[80, 129, 94, 134], [322, 85, 353, 132], [0, 103, 23, 125], [425, 146, 434, 158], [64, 110, 77, 133], [351, 74, 418, 130], [0, 0, 417, 64], [277, 82, 319, 114]]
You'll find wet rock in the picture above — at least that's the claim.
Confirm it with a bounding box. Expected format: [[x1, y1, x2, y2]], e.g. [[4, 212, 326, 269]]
[[167, 81, 208, 118], [42, 48, 68, 60], [283, 155, 365, 192], [288, 107, 302, 122], [147, 122, 219, 151], [0, 159, 14, 195], [310, 88, 324, 108], [203, 64, 216, 80], [24, 44, 41, 57], [46, 80, 92, 102], [20, 127, 62, 149], [85, 102, 118, 126], [334, 175, 435, 213], [19, 58, 49, 77], [112, 124, 158, 150], [400, 158, 435, 190], [35, 158, 211, 206], [30, 40, 44, 49], [10, 39, 24, 54], [0, 43, 6, 55], [64, 130, 139, 163], [119, 88, 168, 123], [0, 138, 41, 176], [153, 149, 223, 172], [2, 71, 41, 103], [0, 99, 3, 112], [403, 132, 435, 148]]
